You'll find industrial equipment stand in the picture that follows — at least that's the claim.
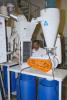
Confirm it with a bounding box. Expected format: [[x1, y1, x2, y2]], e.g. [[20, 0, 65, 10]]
[[7, 64, 67, 100]]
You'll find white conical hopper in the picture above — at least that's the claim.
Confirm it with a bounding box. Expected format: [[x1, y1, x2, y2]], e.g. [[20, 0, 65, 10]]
[[14, 15, 27, 41], [15, 15, 37, 42], [55, 34, 62, 64], [40, 8, 60, 49]]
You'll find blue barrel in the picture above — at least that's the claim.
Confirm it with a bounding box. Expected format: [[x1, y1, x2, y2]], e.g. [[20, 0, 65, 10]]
[[3, 66, 16, 94], [16, 74, 36, 100], [16, 76, 21, 100], [38, 78, 59, 100], [3, 66, 8, 94]]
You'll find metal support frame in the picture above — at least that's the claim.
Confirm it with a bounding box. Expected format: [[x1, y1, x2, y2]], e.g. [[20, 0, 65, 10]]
[[0, 68, 5, 100]]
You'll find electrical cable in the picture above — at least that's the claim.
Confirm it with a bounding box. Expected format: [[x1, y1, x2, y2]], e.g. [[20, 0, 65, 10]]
[[17, 66, 31, 80], [17, 66, 31, 100], [45, 49, 59, 99], [46, 49, 55, 80]]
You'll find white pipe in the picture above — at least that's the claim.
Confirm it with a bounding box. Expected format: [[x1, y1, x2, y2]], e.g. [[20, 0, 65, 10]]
[[10, 14, 18, 21], [55, 34, 62, 64]]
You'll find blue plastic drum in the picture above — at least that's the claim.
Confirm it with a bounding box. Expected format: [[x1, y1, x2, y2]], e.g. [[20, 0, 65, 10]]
[[3, 66, 16, 94], [16, 74, 36, 100], [38, 78, 59, 100]]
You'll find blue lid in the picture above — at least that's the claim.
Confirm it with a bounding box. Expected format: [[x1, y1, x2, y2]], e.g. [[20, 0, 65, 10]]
[[39, 78, 59, 87], [19, 74, 36, 81]]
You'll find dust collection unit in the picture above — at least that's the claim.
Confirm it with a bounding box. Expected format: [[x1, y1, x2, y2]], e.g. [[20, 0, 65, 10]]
[[0, 0, 67, 100]]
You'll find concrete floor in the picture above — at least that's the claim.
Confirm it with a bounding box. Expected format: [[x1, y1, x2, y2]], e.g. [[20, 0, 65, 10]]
[[5, 95, 16, 100]]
